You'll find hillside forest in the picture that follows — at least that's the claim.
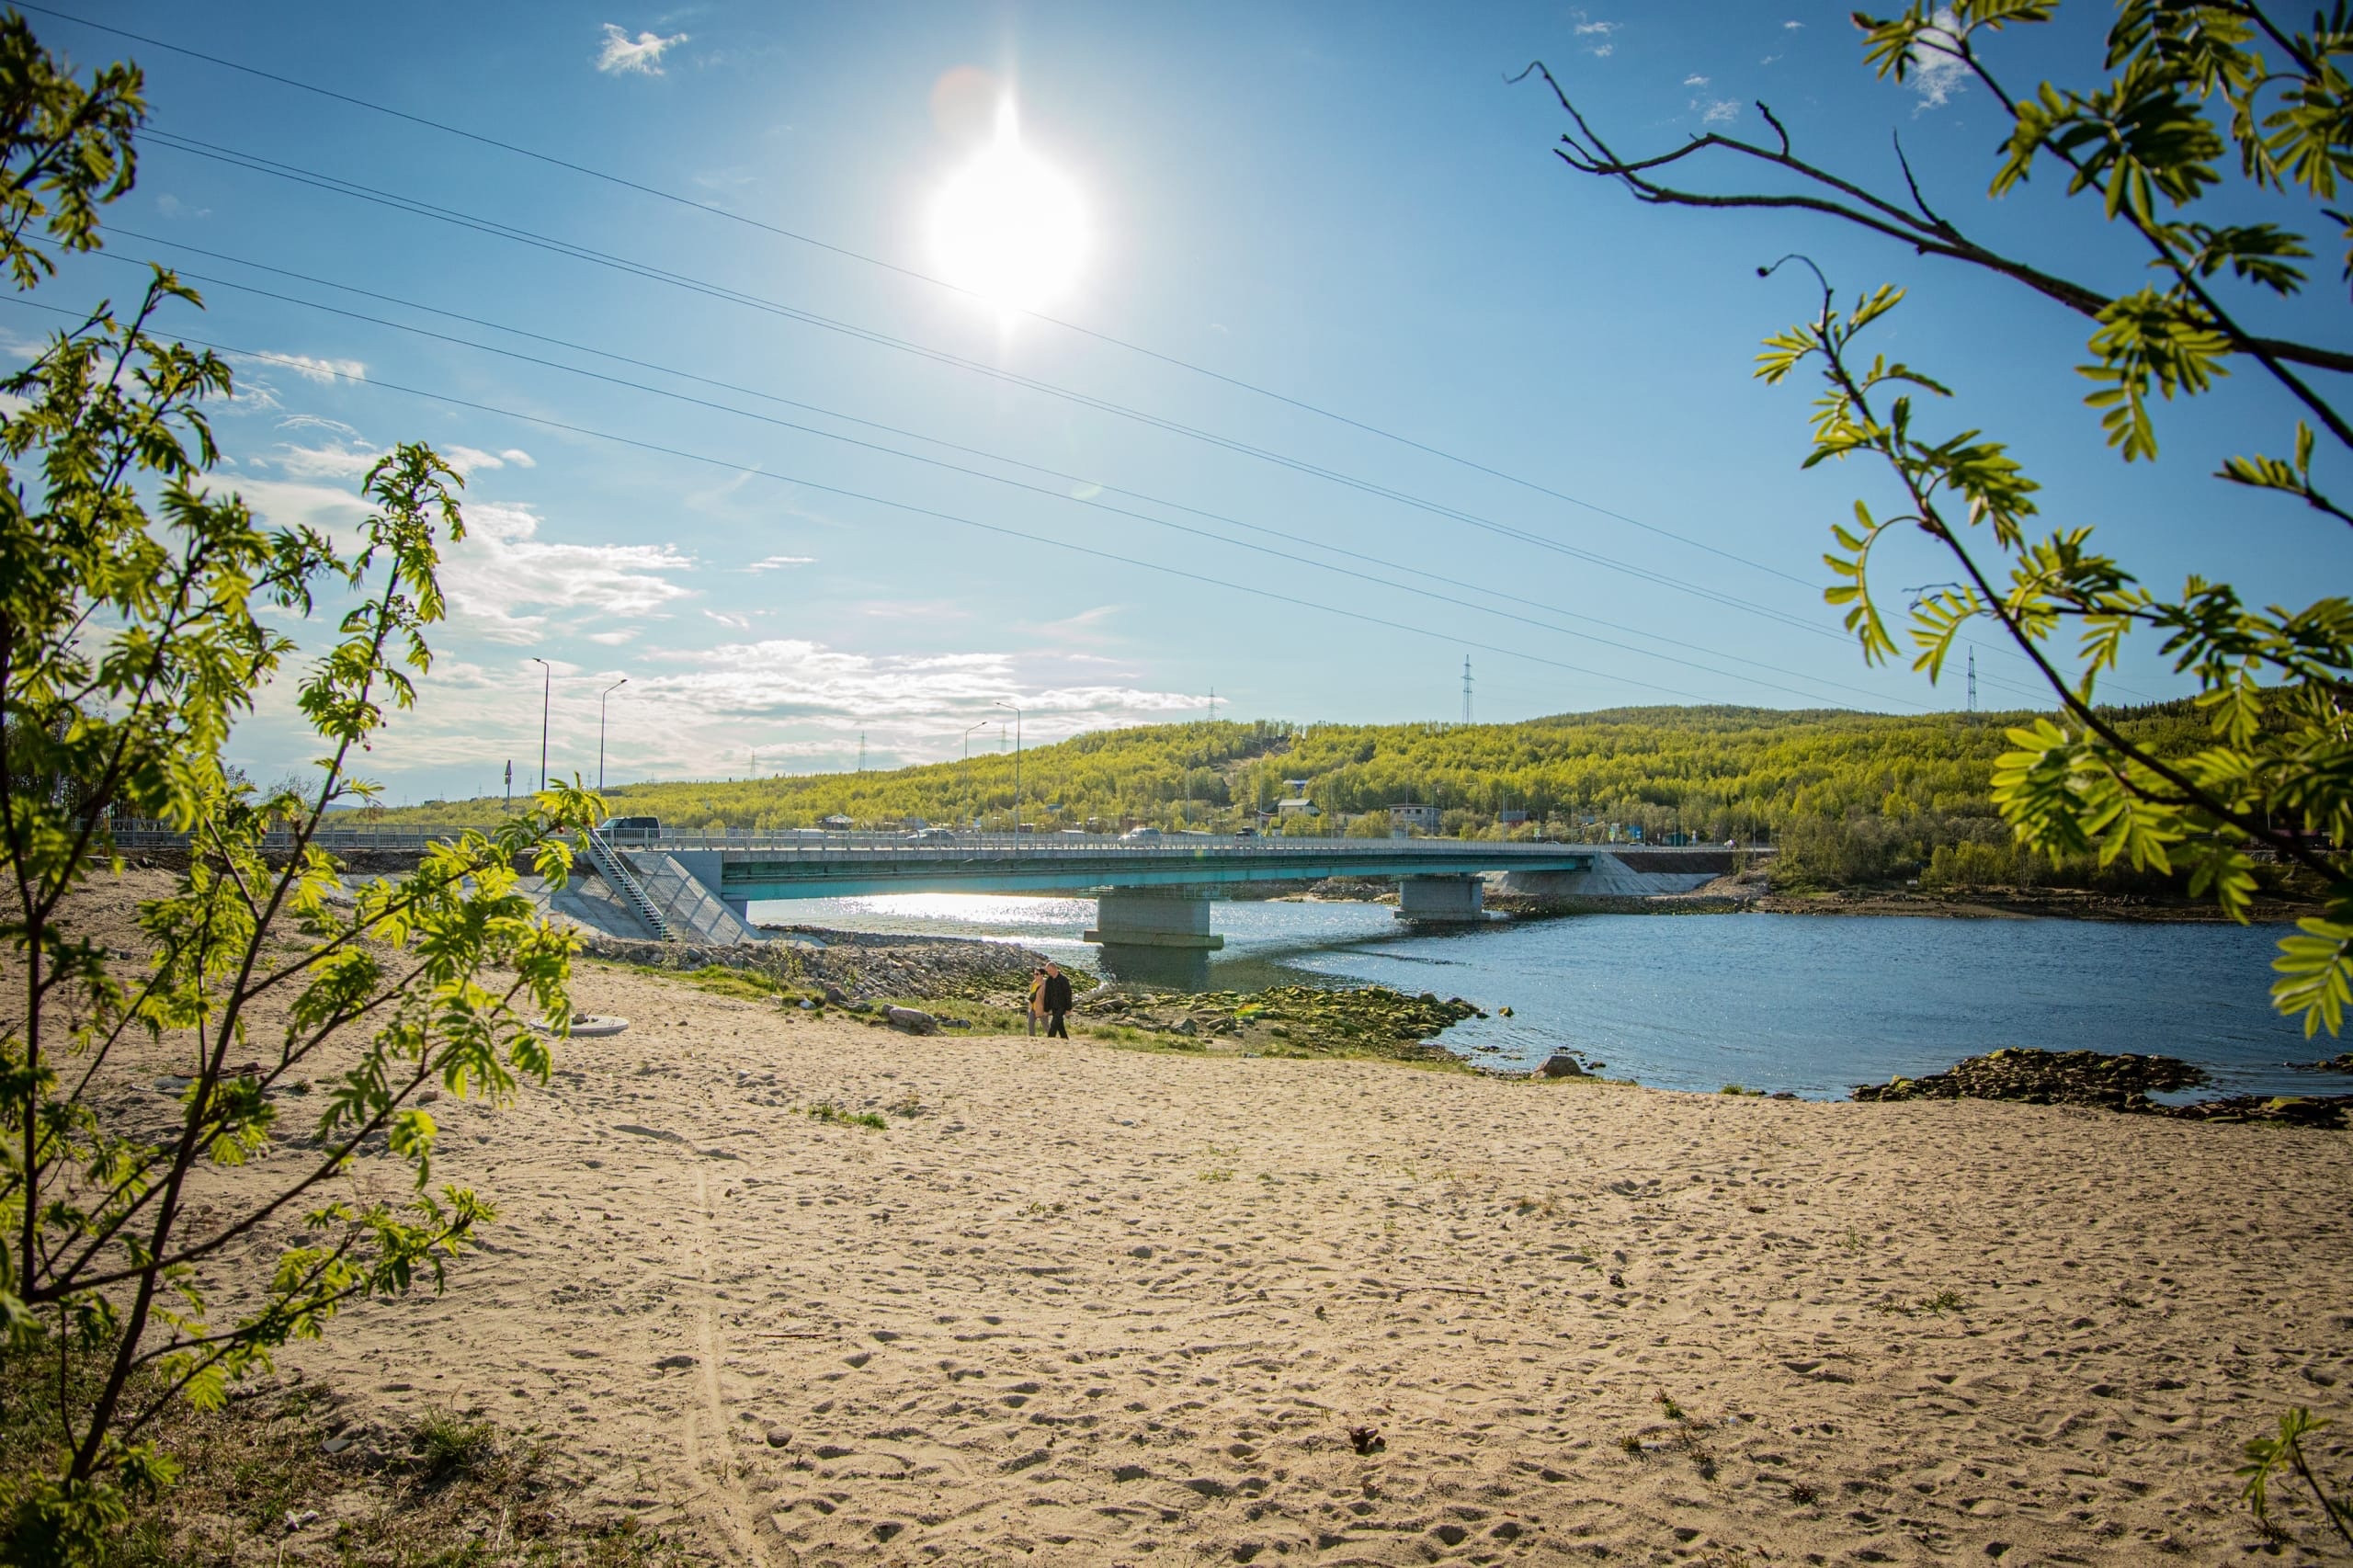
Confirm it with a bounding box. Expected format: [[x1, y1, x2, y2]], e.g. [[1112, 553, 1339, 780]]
[[362, 703, 2254, 895]]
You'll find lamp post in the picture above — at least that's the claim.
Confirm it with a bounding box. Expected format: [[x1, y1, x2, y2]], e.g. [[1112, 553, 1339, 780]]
[[961, 720, 991, 827], [993, 700, 1021, 839], [598, 677, 627, 793], [529, 657, 551, 791]]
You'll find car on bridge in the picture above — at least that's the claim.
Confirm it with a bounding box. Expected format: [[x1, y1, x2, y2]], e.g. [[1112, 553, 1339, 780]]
[[599, 815, 662, 842], [1120, 825, 1162, 841]]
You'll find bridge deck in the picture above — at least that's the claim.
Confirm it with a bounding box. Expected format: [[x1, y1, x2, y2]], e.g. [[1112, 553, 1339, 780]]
[[690, 834, 1604, 901]]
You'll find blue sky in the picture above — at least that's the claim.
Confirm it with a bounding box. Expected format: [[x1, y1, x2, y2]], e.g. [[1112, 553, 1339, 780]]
[[23, 1, 2347, 801]]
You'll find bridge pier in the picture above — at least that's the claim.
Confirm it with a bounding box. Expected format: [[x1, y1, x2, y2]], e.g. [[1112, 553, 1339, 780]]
[[1396, 874, 1484, 923], [1084, 888, 1224, 989]]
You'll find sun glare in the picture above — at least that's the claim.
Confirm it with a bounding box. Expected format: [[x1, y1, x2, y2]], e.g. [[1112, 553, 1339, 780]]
[[929, 100, 1086, 317]]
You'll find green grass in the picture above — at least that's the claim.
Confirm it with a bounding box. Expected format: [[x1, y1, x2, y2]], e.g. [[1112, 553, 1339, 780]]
[[803, 1101, 887, 1131]]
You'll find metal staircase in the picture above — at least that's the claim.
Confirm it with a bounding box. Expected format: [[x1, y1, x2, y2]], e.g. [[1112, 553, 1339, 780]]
[[582, 829, 670, 939]]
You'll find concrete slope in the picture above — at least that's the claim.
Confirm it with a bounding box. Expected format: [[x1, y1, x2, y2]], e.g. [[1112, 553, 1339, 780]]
[[1491, 851, 1721, 899], [626, 849, 763, 947]]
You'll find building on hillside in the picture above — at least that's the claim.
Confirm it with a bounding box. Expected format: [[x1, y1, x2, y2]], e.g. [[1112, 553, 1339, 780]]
[[1497, 809, 1529, 825], [1388, 803, 1441, 834], [820, 813, 854, 830], [1276, 797, 1321, 819]]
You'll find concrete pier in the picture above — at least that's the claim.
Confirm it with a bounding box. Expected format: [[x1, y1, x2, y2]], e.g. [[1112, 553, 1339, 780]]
[[1085, 888, 1224, 988], [1396, 874, 1484, 923]]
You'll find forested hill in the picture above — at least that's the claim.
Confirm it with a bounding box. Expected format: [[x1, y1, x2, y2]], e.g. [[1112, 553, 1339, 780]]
[[370, 703, 2214, 889]]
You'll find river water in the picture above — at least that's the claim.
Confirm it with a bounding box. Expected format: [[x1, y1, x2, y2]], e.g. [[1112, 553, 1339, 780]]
[[752, 893, 2349, 1102]]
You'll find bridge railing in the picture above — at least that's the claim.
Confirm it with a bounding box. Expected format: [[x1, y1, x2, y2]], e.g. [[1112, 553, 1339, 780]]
[[102, 820, 1751, 858]]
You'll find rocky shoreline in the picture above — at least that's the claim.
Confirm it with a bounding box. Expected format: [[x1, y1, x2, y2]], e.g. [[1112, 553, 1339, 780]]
[[573, 926, 2351, 1121], [1853, 1047, 2353, 1129]]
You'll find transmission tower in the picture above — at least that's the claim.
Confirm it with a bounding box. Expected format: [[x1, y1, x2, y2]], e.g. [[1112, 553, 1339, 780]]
[[1966, 647, 1978, 716], [1461, 656, 1474, 726]]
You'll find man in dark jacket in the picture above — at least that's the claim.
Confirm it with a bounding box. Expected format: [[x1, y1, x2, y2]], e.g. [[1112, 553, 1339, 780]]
[[1041, 962, 1074, 1038]]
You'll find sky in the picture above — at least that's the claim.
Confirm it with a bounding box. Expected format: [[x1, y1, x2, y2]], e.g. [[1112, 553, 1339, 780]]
[[20, 1, 2349, 802]]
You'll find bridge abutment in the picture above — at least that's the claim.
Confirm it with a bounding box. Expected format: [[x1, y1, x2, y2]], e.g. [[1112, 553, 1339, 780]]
[[1396, 874, 1484, 923]]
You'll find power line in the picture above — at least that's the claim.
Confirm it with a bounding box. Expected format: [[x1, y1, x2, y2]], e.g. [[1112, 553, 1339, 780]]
[[136, 128, 1846, 644], [5, 297, 1769, 708], [23, 7, 2154, 710], [20, 0, 1819, 586], [76, 236, 1928, 712]]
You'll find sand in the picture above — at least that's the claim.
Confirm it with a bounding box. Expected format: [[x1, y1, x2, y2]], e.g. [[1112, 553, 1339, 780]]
[[172, 954, 2346, 1567], [28, 863, 2342, 1565]]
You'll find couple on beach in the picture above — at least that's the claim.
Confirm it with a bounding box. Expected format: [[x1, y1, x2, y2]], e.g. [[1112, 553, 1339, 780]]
[[1027, 961, 1074, 1038]]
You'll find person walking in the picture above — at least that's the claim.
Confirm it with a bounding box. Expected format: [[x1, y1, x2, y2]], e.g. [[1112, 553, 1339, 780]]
[[1026, 966, 1046, 1037], [1041, 961, 1074, 1039]]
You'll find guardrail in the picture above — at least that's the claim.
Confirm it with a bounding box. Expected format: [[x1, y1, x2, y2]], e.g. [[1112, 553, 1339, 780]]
[[101, 821, 1762, 858], [580, 830, 670, 939]]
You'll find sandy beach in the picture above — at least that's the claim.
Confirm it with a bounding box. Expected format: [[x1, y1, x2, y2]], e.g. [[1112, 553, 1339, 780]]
[[158, 945, 2346, 1566]]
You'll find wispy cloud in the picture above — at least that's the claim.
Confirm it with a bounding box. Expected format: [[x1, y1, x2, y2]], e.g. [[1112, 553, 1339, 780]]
[[1696, 98, 1740, 126], [1785, 18, 1804, 28], [1904, 8, 1968, 108], [745, 554, 816, 572], [1683, 74, 1710, 86], [155, 193, 210, 220], [1570, 11, 1619, 56], [252, 352, 364, 387], [597, 23, 688, 74], [441, 501, 695, 643], [444, 445, 537, 474]]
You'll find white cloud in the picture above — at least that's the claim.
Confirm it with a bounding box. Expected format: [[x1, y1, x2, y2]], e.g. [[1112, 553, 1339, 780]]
[[234, 477, 376, 547], [253, 352, 365, 386], [1904, 8, 1968, 108], [444, 445, 535, 475], [278, 415, 362, 439], [629, 637, 1203, 745], [1698, 98, 1741, 126], [441, 500, 694, 643], [254, 436, 385, 482], [1570, 12, 1618, 55], [597, 23, 688, 74], [156, 193, 210, 220], [1785, 18, 1803, 27], [586, 628, 641, 645], [1683, 74, 1710, 85], [745, 554, 816, 572], [702, 608, 752, 631]]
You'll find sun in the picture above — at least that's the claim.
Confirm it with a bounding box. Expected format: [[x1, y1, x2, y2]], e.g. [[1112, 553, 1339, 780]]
[[929, 101, 1086, 317]]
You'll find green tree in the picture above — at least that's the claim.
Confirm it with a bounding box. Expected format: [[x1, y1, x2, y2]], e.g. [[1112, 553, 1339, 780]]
[[1529, 0, 2353, 1032], [0, 18, 597, 1560]]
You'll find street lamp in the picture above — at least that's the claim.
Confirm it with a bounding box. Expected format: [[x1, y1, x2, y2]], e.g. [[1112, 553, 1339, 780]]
[[598, 677, 627, 792], [993, 701, 1021, 839], [961, 720, 992, 827], [529, 656, 551, 791]]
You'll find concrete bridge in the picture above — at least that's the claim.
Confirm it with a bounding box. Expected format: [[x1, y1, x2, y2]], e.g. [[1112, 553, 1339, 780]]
[[110, 820, 1741, 984], [574, 830, 1733, 984]]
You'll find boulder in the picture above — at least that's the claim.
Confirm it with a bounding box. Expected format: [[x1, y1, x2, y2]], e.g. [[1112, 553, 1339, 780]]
[[884, 1006, 939, 1035], [1540, 1053, 1591, 1079]]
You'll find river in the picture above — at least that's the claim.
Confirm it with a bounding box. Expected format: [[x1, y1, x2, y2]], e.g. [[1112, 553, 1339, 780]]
[[750, 892, 2349, 1102]]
